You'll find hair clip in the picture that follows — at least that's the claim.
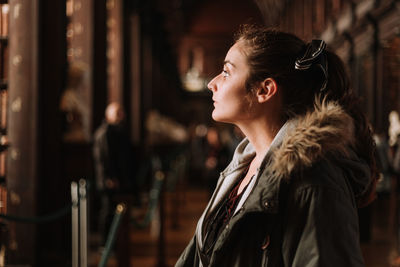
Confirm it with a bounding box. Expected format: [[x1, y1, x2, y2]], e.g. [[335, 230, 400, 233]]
[[295, 40, 328, 91]]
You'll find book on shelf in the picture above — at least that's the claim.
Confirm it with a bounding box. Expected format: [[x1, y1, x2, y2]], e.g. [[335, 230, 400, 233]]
[[0, 4, 8, 37], [0, 185, 6, 216]]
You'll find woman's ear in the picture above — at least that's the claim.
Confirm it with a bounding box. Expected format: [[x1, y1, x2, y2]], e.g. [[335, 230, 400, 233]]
[[256, 78, 278, 103]]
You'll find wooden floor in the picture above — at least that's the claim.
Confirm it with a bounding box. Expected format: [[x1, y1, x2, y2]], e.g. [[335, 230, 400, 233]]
[[361, 191, 398, 267], [89, 185, 399, 267]]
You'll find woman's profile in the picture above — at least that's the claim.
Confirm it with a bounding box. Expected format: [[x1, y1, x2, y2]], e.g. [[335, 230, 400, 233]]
[[175, 24, 377, 267]]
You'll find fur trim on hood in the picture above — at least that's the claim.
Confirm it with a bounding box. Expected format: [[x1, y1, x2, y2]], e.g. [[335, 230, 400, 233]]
[[222, 98, 370, 198], [270, 98, 355, 179]]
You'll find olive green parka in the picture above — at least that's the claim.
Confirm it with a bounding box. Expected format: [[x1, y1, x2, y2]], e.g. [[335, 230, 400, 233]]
[[176, 100, 371, 267]]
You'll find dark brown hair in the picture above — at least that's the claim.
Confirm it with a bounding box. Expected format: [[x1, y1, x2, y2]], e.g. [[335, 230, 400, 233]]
[[235, 24, 377, 206]]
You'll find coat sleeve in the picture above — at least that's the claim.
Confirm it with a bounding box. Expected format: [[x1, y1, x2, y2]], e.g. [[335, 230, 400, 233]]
[[281, 184, 365, 267], [175, 235, 197, 267]]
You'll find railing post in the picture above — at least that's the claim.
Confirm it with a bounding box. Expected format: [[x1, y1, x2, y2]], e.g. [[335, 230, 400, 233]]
[[155, 170, 166, 267], [115, 196, 131, 267], [79, 179, 88, 267], [71, 182, 79, 267], [98, 203, 126, 267]]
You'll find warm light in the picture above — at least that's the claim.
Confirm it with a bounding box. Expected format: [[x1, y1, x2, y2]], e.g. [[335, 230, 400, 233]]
[[74, 1, 82, 12], [66, 0, 73, 16], [67, 28, 74, 38], [74, 23, 83, 34], [106, 0, 115, 10], [1, 4, 9, 36], [2, 4, 9, 15], [107, 32, 115, 42], [107, 18, 116, 28], [182, 68, 207, 92], [107, 48, 115, 59], [67, 48, 75, 58], [75, 47, 82, 57]]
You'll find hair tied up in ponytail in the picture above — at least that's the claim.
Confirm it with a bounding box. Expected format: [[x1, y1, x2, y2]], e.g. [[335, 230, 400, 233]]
[[295, 39, 328, 92]]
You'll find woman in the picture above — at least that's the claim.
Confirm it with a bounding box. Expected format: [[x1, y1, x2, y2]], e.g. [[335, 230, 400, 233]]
[[176, 25, 377, 267]]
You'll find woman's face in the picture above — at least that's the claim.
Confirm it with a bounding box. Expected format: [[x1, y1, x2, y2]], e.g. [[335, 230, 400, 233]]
[[208, 41, 253, 124]]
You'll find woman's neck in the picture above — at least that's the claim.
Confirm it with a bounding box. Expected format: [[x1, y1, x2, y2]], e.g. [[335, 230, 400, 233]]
[[238, 117, 284, 162]]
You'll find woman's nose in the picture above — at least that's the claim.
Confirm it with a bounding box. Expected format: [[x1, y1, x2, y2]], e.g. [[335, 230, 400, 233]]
[[207, 76, 217, 92]]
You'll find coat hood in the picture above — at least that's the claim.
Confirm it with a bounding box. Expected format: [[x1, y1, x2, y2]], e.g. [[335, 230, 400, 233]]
[[270, 98, 371, 198], [271, 98, 354, 178]]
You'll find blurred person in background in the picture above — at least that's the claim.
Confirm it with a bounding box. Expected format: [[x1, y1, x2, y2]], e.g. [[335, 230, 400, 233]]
[[60, 61, 89, 142], [93, 102, 136, 244], [176, 25, 377, 267]]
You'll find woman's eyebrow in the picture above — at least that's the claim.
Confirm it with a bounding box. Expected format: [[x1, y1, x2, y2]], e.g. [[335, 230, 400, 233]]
[[223, 60, 236, 68]]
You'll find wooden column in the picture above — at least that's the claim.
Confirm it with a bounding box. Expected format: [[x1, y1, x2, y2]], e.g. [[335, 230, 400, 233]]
[[130, 12, 142, 144], [106, 0, 123, 103], [294, 0, 304, 37], [303, 0, 313, 40], [37, 0, 67, 264], [7, 0, 39, 264], [93, 0, 107, 131], [313, 0, 325, 35]]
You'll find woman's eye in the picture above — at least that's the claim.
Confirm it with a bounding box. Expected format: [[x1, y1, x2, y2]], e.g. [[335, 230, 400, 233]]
[[222, 70, 229, 77]]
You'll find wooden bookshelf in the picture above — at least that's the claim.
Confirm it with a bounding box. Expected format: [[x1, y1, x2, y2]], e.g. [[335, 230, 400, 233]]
[[0, 2, 7, 264], [0, 1, 8, 190]]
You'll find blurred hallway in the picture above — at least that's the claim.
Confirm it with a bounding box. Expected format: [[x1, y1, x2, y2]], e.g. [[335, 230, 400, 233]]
[[87, 182, 399, 267], [0, 0, 399, 265]]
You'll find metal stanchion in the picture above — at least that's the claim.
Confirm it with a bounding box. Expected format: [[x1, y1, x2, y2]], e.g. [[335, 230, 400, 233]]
[[71, 182, 79, 267], [79, 179, 88, 267], [155, 170, 166, 267], [71, 179, 89, 267], [98, 204, 126, 267]]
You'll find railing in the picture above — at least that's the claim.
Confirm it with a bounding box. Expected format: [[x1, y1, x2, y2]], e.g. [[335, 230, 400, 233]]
[[0, 145, 189, 266], [71, 179, 89, 267], [0, 179, 127, 267]]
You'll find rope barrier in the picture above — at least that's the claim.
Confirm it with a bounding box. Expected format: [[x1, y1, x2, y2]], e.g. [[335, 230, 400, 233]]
[[0, 153, 175, 227], [0, 148, 186, 267], [0, 180, 94, 225], [131, 170, 165, 228], [131, 149, 188, 228], [0, 203, 73, 224], [165, 154, 188, 191], [98, 203, 126, 267]]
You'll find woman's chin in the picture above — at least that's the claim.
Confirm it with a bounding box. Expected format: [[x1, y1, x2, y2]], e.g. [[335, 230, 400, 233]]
[[211, 111, 222, 122], [211, 112, 230, 123]]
